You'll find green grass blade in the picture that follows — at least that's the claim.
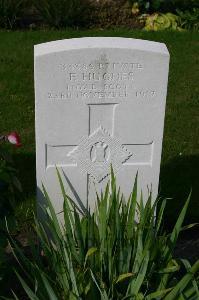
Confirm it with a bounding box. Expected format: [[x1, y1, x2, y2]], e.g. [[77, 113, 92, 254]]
[[74, 209, 85, 263], [16, 271, 40, 300], [115, 273, 134, 284], [127, 172, 138, 239], [164, 192, 192, 260], [129, 251, 149, 296], [155, 198, 167, 233], [12, 292, 20, 300], [84, 247, 98, 269], [90, 269, 109, 300], [62, 247, 79, 297], [181, 259, 199, 298], [56, 168, 75, 229], [158, 259, 180, 274], [159, 193, 192, 290], [145, 288, 173, 299], [40, 273, 59, 300], [42, 183, 62, 238], [164, 260, 199, 300]]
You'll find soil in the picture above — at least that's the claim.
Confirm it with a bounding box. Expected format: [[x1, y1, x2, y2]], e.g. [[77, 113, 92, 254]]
[[174, 229, 199, 263]]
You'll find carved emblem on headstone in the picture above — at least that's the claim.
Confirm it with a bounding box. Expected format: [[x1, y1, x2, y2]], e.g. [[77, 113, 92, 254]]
[[68, 126, 132, 182], [90, 141, 110, 164]]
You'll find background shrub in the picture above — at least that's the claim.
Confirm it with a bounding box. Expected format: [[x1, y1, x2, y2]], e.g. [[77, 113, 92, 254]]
[[0, 0, 26, 29], [0, 0, 198, 29], [33, 0, 91, 28], [144, 13, 181, 31], [89, 0, 142, 29], [177, 8, 199, 31], [129, 0, 199, 13], [166, 0, 199, 12]]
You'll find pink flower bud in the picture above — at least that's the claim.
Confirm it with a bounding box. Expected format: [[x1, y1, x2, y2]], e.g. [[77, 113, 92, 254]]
[[7, 132, 22, 147]]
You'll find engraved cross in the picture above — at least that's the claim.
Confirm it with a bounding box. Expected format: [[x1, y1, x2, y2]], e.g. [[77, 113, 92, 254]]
[[46, 103, 153, 184]]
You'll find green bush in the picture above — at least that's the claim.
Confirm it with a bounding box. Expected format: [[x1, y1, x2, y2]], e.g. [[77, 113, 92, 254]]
[[10, 169, 199, 299], [0, 0, 26, 29], [169, 0, 199, 12], [90, 0, 142, 29], [33, 0, 91, 28], [129, 0, 199, 13], [144, 13, 181, 31], [177, 8, 199, 31]]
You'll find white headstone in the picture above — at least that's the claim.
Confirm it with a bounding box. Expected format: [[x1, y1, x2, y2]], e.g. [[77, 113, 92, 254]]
[[35, 37, 169, 213]]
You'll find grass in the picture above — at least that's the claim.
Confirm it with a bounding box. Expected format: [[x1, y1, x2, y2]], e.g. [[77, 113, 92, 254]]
[[0, 29, 198, 225], [6, 170, 199, 299]]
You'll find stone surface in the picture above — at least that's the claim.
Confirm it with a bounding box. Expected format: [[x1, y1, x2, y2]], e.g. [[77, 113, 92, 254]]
[[35, 37, 170, 213]]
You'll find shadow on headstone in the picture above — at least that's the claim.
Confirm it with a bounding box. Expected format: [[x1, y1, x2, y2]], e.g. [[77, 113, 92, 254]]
[[159, 154, 199, 233], [12, 151, 199, 237], [62, 171, 88, 215]]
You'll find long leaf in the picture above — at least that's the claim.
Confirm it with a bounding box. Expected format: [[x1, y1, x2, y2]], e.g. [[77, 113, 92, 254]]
[[16, 271, 40, 300], [164, 260, 199, 300], [127, 172, 138, 239], [181, 259, 199, 298], [129, 251, 149, 296], [159, 193, 192, 290], [164, 192, 192, 261], [90, 269, 109, 300], [145, 288, 172, 299], [42, 183, 62, 239], [40, 273, 59, 300]]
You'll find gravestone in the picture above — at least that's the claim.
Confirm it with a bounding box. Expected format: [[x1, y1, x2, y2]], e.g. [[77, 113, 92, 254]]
[[35, 37, 169, 213]]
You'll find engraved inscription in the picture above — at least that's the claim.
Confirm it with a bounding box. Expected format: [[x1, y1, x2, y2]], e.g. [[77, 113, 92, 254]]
[[48, 90, 127, 100], [59, 62, 144, 71], [136, 90, 156, 98], [68, 72, 134, 81], [47, 60, 153, 102]]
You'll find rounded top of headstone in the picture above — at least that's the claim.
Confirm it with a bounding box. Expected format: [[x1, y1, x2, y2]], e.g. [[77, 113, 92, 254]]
[[34, 37, 169, 57]]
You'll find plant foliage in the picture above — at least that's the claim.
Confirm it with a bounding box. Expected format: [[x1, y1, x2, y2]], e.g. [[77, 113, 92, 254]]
[[129, 0, 199, 13], [0, 143, 22, 294], [0, 149, 22, 224], [33, 0, 90, 28], [177, 8, 199, 31], [0, 0, 26, 29], [9, 169, 199, 299], [143, 13, 181, 31]]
